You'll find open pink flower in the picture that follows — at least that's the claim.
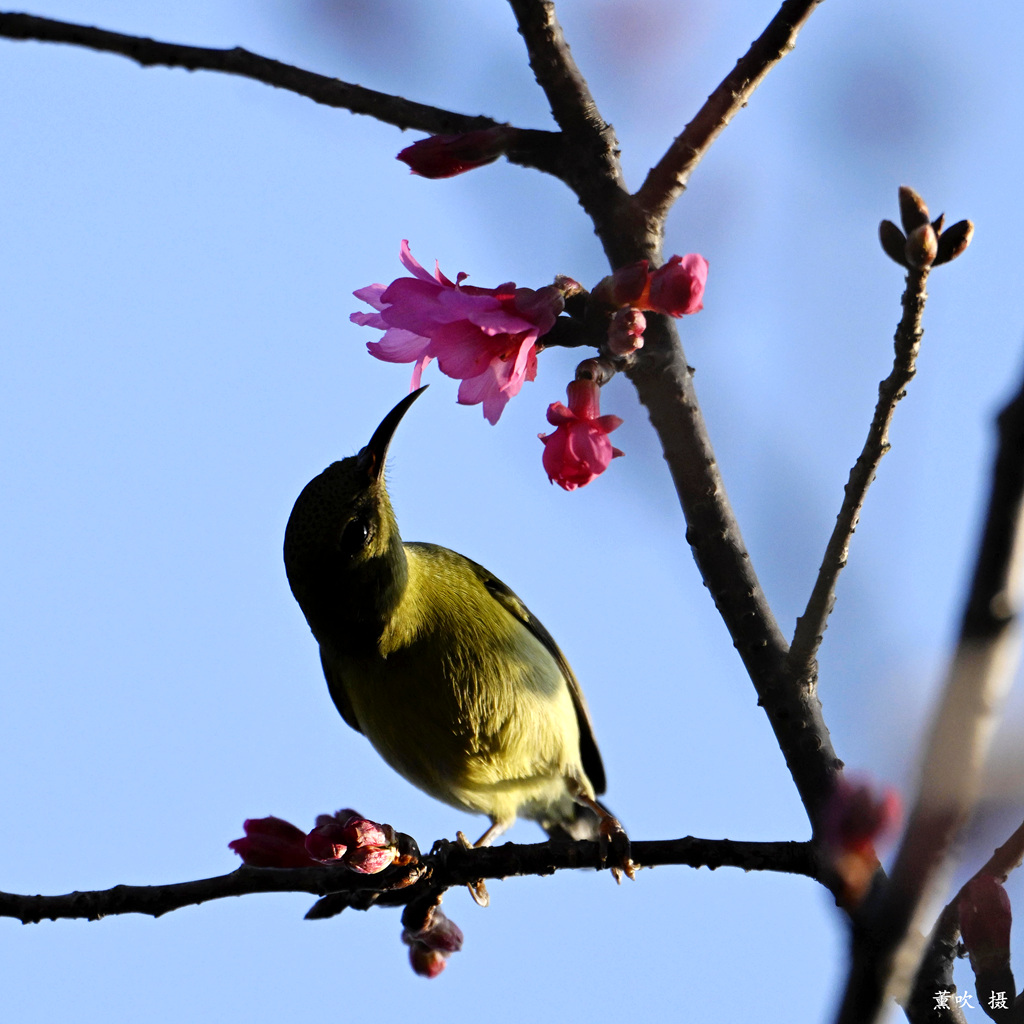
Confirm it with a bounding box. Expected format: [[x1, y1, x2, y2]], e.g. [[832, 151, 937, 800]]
[[397, 127, 513, 179], [539, 379, 623, 491], [352, 241, 564, 424]]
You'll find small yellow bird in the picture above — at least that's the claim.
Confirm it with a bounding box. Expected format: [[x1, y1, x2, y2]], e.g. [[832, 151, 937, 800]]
[[283, 387, 622, 854]]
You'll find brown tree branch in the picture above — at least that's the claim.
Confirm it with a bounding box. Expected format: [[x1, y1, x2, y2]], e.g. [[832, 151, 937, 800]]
[[0, 10, 574, 177], [506, 0, 623, 183], [0, 835, 816, 925], [790, 265, 929, 672], [835, 356, 1024, 1024], [635, 0, 826, 223], [625, 315, 843, 824]]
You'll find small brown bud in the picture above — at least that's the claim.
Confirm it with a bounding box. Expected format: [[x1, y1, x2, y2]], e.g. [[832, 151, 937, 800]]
[[898, 185, 931, 234], [879, 220, 908, 266], [553, 274, 585, 299], [933, 219, 974, 265], [904, 223, 938, 269], [574, 356, 616, 386], [931, 213, 945, 235]]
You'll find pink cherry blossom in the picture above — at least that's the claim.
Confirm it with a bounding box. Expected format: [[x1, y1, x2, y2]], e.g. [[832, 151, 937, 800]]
[[539, 379, 623, 491], [352, 241, 564, 423]]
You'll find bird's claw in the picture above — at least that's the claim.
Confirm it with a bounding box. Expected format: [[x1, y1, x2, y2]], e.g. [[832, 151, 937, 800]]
[[456, 831, 491, 907], [599, 814, 635, 882]]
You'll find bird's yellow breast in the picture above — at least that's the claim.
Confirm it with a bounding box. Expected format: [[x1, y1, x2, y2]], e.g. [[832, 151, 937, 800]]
[[328, 543, 586, 825]]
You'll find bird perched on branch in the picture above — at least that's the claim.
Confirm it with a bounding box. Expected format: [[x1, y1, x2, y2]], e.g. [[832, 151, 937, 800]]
[[283, 386, 627, 872]]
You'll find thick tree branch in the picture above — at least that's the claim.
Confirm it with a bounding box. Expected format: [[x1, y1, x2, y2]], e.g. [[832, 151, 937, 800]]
[[790, 265, 929, 672], [0, 835, 816, 925], [635, 0, 826, 222], [506, 0, 623, 184], [626, 315, 843, 823], [835, 357, 1024, 1024]]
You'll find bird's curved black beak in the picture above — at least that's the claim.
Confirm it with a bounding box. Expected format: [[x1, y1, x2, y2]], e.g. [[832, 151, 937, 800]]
[[356, 385, 428, 480]]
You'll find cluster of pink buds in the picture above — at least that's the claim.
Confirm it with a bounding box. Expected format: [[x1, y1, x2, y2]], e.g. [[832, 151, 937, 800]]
[[229, 810, 398, 874], [304, 809, 399, 873], [401, 905, 465, 979], [592, 254, 708, 318], [230, 812, 464, 978], [351, 232, 708, 489]]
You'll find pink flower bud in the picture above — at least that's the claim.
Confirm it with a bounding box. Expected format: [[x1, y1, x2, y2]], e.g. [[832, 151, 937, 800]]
[[303, 810, 397, 870], [407, 942, 447, 978], [304, 823, 348, 863], [402, 907, 464, 977], [228, 816, 320, 868], [397, 126, 513, 179], [821, 776, 901, 907], [647, 254, 708, 316], [822, 777, 902, 856], [592, 260, 650, 307], [343, 819, 397, 873], [607, 307, 645, 356], [344, 845, 397, 874], [539, 378, 624, 491], [592, 254, 707, 317], [418, 909, 465, 953], [960, 875, 1012, 975]]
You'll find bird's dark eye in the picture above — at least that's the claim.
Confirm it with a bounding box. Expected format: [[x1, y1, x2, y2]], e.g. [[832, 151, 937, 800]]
[[338, 515, 372, 559]]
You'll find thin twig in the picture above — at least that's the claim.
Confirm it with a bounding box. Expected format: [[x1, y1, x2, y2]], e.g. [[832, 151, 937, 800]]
[[790, 266, 930, 673], [635, 0, 826, 222], [0, 12, 561, 158], [835, 359, 1024, 1024], [0, 835, 816, 925]]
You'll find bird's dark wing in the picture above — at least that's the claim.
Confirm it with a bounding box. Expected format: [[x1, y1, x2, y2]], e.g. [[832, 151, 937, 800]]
[[319, 648, 363, 734], [470, 558, 607, 796]]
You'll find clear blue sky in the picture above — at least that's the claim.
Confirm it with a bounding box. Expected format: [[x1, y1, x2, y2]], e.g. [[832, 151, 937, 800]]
[[3, 2, 1023, 1020]]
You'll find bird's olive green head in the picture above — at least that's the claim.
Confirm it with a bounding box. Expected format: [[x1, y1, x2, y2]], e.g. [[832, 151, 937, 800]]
[[283, 387, 427, 646]]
